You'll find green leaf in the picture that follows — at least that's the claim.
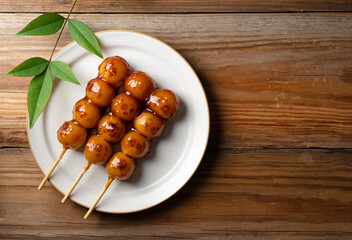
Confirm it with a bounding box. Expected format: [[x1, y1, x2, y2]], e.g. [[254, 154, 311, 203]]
[[28, 67, 53, 128], [50, 61, 80, 85], [68, 19, 103, 58], [17, 13, 65, 36], [7, 57, 48, 77]]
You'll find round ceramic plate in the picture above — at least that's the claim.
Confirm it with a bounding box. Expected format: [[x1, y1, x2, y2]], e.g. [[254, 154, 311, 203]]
[[28, 30, 209, 213]]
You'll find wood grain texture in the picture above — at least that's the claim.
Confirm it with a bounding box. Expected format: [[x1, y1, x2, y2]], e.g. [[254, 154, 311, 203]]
[[1, 13, 352, 148], [0, 91, 27, 147], [0, 0, 351, 13], [1, 148, 351, 239], [1, 4, 352, 239]]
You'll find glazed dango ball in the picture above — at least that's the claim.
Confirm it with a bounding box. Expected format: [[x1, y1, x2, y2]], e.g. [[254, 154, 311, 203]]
[[106, 152, 136, 180], [124, 71, 156, 101], [111, 93, 141, 121], [57, 120, 88, 149], [86, 78, 115, 107], [147, 89, 179, 119], [133, 110, 165, 138], [84, 135, 113, 164], [120, 131, 150, 158], [73, 98, 102, 129], [98, 56, 131, 88], [97, 114, 126, 143]]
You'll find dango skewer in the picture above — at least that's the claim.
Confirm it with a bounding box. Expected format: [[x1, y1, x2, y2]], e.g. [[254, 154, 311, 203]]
[[38, 56, 131, 190], [84, 88, 179, 219], [61, 71, 156, 202]]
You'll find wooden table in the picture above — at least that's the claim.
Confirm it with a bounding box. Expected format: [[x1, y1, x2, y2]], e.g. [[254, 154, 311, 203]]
[[1, 1, 352, 239]]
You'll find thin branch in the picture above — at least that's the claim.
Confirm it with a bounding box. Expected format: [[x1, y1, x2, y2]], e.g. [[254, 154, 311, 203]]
[[48, 0, 78, 62]]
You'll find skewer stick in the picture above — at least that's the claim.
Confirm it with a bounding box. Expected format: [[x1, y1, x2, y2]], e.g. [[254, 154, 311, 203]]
[[61, 162, 92, 203], [38, 147, 67, 190], [84, 177, 114, 219]]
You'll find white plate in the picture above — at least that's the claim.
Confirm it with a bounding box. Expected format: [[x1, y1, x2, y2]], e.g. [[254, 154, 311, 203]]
[[28, 30, 210, 213]]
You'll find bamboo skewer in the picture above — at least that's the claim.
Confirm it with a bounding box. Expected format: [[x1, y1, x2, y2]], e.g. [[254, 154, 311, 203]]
[[84, 177, 114, 219], [61, 162, 92, 203], [38, 147, 67, 190]]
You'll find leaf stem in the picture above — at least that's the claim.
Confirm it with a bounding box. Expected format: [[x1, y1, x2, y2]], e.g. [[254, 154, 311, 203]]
[[48, 0, 78, 62]]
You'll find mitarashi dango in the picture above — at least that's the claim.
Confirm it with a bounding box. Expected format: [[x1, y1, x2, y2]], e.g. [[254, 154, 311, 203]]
[[73, 98, 102, 129], [106, 152, 136, 180], [97, 113, 126, 143], [124, 71, 156, 101], [147, 89, 179, 120], [86, 78, 115, 107], [98, 56, 131, 88], [120, 130, 150, 159], [111, 92, 141, 122], [57, 120, 88, 149], [133, 110, 165, 138], [84, 135, 113, 165]]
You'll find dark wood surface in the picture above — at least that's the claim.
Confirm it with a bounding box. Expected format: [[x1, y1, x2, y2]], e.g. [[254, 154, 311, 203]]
[[1, 1, 351, 239], [0, 0, 351, 13]]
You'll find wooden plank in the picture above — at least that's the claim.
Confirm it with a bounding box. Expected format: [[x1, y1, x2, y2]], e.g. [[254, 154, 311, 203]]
[[0, 0, 351, 13], [0, 91, 27, 147], [1, 13, 352, 148], [1, 148, 351, 239]]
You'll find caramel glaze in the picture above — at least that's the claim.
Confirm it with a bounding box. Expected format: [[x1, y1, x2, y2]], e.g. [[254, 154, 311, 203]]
[[97, 113, 126, 144], [59, 57, 179, 181], [86, 78, 115, 108], [84, 70, 157, 167], [57, 120, 88, 149], [111, 92, 142, 122], [147, 89, 180, 120], [120, 130, 150, 159], [73, 97, 102, 129], [124, 71, 157, 101], [84, 135, 113, 165], [106, 152, 135, 180], [98, 56, 131, 88], [133, 110, 165, 139], [107, 89, 179, 181], [57, 56, 131, 151]]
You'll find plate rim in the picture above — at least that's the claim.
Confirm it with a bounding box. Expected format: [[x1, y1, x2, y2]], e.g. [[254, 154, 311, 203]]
[[27, 29, 210, 214]]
